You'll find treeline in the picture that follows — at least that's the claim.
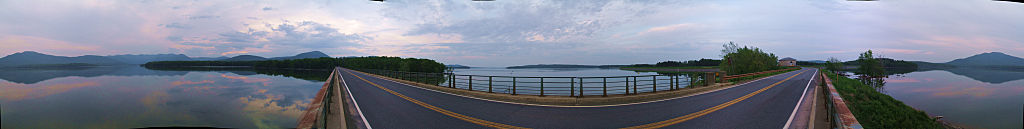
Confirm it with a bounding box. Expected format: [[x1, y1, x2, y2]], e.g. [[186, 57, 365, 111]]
[[844, 58, 918, 69], [143, 57, 342, 69], [630, 58, 721, 67], [719, 42, 784, 75], [144, 56, 446, 73], [338, 56, 446, 73]]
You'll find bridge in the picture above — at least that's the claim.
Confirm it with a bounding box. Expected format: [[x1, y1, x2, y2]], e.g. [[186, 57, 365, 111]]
[[298, 67, 843, 128]]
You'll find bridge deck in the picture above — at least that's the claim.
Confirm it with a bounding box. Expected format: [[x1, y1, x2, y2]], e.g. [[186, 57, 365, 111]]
[[326, 67, 820, 128]]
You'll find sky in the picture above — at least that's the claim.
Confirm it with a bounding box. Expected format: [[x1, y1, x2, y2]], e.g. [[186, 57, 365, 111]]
[[1, 0, 1022, 67]]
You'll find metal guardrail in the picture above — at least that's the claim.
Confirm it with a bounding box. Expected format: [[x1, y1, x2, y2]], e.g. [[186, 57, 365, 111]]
[[355, 69, 712, 97], [297, 67, 347, 129]]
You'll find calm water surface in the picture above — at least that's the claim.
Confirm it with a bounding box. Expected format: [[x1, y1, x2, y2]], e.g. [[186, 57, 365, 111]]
[[0, 66, 326, 129], [859, 68, 1024, 129]]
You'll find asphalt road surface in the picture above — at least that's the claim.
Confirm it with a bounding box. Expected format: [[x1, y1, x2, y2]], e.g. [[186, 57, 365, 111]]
[[338, 67, 819, 128]]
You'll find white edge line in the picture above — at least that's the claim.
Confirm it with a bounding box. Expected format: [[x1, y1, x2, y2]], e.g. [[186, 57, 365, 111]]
[[346, 67, 803, 108], [783, 68, 817, 129], [339, 69, 373, 129]]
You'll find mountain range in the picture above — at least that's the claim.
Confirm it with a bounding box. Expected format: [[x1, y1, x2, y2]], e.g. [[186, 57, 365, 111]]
[[0, 51, 331, 68], [945, 52, 1024, 66]]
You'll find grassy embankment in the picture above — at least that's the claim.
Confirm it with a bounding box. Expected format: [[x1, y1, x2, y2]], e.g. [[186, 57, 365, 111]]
[[821, 69, 944, 128]]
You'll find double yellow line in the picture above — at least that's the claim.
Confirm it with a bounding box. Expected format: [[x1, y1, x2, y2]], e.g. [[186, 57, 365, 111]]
[[622, 69, 807, 129], [343, 70, 529, 129]]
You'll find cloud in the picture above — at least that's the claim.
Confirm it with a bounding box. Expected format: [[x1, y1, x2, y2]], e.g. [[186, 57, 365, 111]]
[[1, 0, 1023, 66], [396, 0, 671, 43], [187, 15, 220, 20], [162, 23, 189, 29]]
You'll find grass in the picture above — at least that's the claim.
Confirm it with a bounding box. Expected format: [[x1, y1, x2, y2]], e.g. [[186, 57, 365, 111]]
[[620, 66, 720, 69], [821, 69, 944, 129]]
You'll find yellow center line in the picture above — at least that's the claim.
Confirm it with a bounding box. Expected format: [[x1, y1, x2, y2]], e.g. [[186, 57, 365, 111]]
[[342, 69, 530, 129], [622, 69, 807, 129]]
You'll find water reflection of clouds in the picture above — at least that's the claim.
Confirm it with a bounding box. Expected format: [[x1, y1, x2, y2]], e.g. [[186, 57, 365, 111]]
[[0, 81, 99, 101], [888, 72, 1024, 98], [1, 71, 321, 128], [172, 80, 215, 86], [239, 95, 310, 129], [886, 77, 922, 83], [220, 74, 272, 86]]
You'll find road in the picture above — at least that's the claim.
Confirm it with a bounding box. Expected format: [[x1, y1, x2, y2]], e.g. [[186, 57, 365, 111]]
[[338, 67, 819, 128]]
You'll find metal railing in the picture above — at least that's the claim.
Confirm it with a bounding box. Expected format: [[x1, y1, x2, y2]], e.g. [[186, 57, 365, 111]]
[[355, 68, 710, 97]]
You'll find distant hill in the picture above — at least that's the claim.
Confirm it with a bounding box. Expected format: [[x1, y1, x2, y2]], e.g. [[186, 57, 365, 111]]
[[0, 51, 125, 67], [106, 54, 192, 64], [805, 60, 827, 63], [218, 51, 330, 61], [946, 52, 1024, 66], [446, 64, 471, 69], [221, 55, 268, 61], [910, 61, 956, 70], [192, 56, 229, 61], [268, 51, 330, 60]]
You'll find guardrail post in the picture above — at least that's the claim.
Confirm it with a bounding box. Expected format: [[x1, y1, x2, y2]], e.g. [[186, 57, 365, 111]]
[[579, 78, 584, 97], [674, 75, 680, 89], [469, 76, 473, 91], [669, 75, 675, 90], [633, 77, 638, 94], [652, 76, 657, 92], [689, 75, 695, 88], [539, 78, 545, 96], [705, 72, 715, 86], [625, 77, 630, 95], [719, 71, 726, 83], [488, 76, 493, 93], [512, 77, 517, 95], [602, 77, 607, 97], [570, 78, 575, 97]]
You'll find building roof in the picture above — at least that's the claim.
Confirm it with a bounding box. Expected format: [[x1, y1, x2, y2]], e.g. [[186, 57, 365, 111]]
[[780, 57, 796, 61]]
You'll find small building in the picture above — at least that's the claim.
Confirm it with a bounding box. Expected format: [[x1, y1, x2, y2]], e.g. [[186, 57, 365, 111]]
[[779, 57, 797, 66]]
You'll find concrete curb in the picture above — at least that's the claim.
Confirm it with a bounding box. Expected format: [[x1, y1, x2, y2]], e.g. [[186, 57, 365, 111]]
[[821, 72, 864, 129]]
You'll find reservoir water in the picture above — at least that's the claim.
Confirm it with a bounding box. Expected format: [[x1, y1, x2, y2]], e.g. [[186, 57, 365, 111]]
[[0, 66, 327, 129], [848, 68, 1024, 129]]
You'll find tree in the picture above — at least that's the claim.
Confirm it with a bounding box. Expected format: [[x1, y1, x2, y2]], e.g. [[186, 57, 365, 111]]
[[856, 50, 885, 77], [826, 57, 844, 73], [720, 41, 739, 57], [719, 42, 779, 75]]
